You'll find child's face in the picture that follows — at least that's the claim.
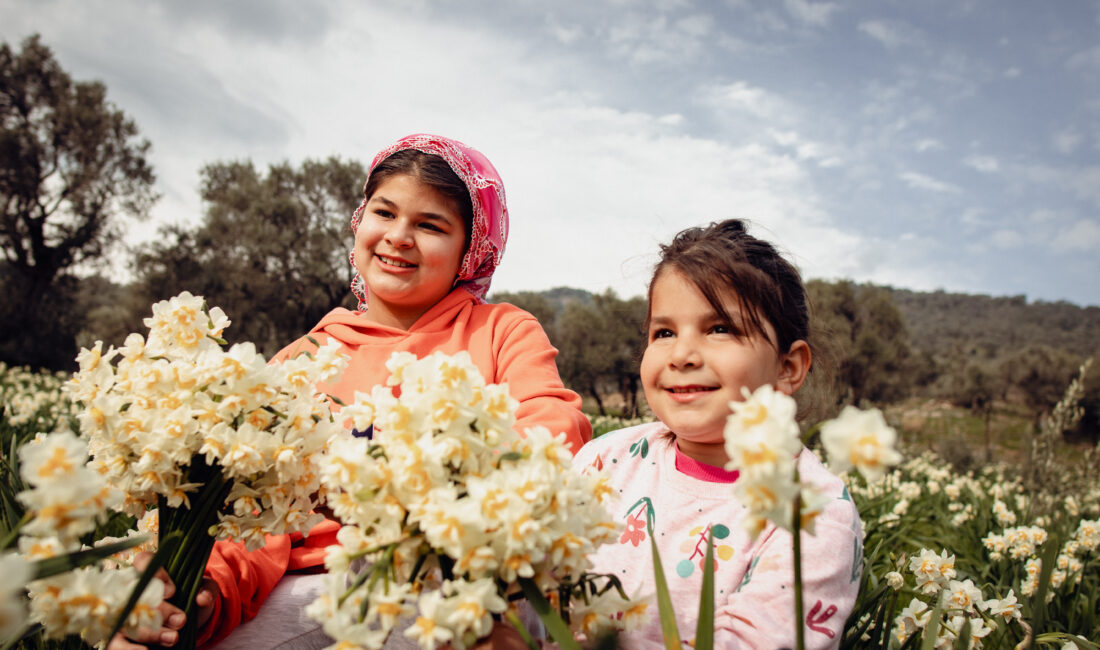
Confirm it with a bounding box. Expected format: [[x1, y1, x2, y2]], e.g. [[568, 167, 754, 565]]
[[641, 268, 792, 463], [354, 173, 467, 328]]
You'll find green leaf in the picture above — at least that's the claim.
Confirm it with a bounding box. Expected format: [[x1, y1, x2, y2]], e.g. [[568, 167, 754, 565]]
[[518, 577, 583, 650], [694, 528, 716, 650], [504, 609, 541, 650], [649, 535, 681, 648], [30, 534, 150, 580], [106, 530, 184, 643], [918, 595, 946, 650]]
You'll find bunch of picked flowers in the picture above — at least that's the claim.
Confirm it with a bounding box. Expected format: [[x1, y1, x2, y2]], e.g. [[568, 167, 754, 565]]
[[305, 351, 641, 649], [66, 292, 346, 646], [3, 431, 164, 647]]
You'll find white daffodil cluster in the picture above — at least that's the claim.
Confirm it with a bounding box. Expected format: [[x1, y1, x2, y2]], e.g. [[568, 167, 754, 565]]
[[722, 385, 829, 538], [0, 362, 79, 430], [981, 520, 1097, 597], [66, 291, 345, 549], [24, 564, 166, 647], [16, 431, 122, 550], [307, 351, 633, 650], [4, 431, 165, 648], [892, 547, 1023, 648], [722, 386, 902, 540]]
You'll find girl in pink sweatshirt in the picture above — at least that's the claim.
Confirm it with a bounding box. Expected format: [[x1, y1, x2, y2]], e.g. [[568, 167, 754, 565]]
[[574, 220, 862, 648]]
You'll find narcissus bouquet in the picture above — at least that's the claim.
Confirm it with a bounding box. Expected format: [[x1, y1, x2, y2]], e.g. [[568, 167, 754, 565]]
[[2, 431, 164, 647], [66, 292, 347, 646], [305, 351, 646, 649]]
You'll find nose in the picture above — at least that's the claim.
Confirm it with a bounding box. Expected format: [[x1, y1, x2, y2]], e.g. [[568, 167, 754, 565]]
[[384, 217, 414, 248], [669, 332, 701, 368]]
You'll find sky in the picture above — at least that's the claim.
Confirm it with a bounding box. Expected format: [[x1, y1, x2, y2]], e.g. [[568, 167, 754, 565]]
[[4, 0, 1100, 306]]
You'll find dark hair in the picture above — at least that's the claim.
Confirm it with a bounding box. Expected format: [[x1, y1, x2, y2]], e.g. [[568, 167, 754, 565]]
[[648, 219, 810, 353], [363, 149, 474, 243]]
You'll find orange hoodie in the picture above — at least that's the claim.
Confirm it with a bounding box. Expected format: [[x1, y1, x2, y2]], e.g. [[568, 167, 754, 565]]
[[199, 288, 590, 644]]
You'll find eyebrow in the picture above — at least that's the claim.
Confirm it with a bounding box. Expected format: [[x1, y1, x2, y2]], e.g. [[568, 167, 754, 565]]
[[368, 195, 457, 225]]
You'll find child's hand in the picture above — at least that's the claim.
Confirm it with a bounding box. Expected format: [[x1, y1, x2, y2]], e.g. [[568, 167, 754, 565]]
[[105, 552, 220, 649]]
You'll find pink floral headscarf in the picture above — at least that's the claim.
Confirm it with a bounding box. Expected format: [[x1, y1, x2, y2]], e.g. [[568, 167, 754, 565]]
[[349, 134, 509, 311]]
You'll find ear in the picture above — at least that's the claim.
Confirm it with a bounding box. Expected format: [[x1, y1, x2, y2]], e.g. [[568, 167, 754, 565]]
[[775, 340, 811, 396]]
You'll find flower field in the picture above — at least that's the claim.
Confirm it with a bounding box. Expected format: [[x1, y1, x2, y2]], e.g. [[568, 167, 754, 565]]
[[3, 355, 1100, 648]]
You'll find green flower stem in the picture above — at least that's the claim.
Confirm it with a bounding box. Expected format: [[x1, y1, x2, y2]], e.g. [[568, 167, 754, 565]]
[[505, 609, 539, 650], [793, 485, 805, 650], [153, 459, 232, 650]]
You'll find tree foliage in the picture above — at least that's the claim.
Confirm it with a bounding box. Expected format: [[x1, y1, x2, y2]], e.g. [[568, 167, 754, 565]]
[[0, 34, 156, 368], [132, 157, 364, 356], [495, 288, 646, 417], [807, 280, 916, 406]]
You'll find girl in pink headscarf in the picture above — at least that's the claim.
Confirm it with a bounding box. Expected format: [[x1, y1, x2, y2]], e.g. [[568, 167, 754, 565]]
[[113, 135, 588, 649]]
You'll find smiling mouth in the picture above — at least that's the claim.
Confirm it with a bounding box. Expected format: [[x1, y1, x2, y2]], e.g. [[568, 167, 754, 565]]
[[376, 254, 416, 268], [667, 386, 717, 394]]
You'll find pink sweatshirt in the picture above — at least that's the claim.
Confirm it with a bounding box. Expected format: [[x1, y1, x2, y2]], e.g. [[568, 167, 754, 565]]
[[574, 422, 863, 648]]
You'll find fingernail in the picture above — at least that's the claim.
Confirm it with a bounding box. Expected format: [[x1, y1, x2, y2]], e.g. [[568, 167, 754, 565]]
[[161, 630, 178, 645], [168, 613, 186, 628]]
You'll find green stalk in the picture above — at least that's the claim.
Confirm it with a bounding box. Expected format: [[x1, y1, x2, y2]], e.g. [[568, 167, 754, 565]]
[[151, 459, 232, 650], [694, 528, 716, 650], [518, 577, 583, 650], [793, 489, 805, 650], [504, 609, 540, 650], [649, 535, 681, 648]]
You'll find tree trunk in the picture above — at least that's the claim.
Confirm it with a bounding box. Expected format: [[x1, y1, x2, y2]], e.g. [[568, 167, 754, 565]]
[[588, 381, 606, 416]]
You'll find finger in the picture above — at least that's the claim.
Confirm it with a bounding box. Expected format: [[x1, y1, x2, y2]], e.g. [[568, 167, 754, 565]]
[[159, 600, 186, 631], [107, 632, 145, 650], [131, 551, 154, 571], [109, 625, 180, 648], [154, 566, 176, 598]]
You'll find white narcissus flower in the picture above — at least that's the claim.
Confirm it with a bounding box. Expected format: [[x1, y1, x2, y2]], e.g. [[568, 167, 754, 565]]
[[886, 571, 904, 590], [442, 578, 508, 648], [820, 405, 902, 482], [946, 578, 985, 613], [893, 597, 930, 644], [404, 590, 455, 650], [909, 548, 956, 595], [985, 589, 1021, 621]]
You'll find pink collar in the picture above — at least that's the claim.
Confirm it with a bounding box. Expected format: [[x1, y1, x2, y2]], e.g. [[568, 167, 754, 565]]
[[674, 443, 740, 483]]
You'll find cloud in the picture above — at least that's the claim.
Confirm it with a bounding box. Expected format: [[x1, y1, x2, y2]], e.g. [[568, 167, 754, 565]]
[[767, 129, 832, 163], [783, 0, 840, 27], [157, 0, 334, 44], [606, 12, 714, 64], [1003, 67, 1021, 78], [1051, 219, 1100, 252], [964, 155, 1000, 173], [899, 171, 961, 193], [1067, 45, 1100, 71], [1053, 129, 1082, 154], [703, 81, 790, 120], [1029, 209, 1057, 223], [915, 138, 943, 153], [989, 229, 1024, 248], [858, 19, 913, 49]]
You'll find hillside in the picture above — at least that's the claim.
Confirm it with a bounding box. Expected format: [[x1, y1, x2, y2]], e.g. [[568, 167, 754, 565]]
[[888, 288, 1100, 362]]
